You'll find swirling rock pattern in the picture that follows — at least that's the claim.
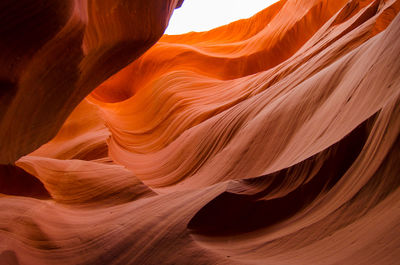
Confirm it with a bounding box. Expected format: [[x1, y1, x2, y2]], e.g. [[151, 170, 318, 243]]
[[0, 0, 183, 163], [1, 0, 400, 264]]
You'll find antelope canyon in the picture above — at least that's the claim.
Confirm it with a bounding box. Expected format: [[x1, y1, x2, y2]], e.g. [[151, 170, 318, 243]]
[[1, 0, 400, 264]]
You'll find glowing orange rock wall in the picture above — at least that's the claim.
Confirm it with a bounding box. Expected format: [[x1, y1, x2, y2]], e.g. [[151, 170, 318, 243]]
[[1, 0, 400, 264], [0, 0, 183, 163]]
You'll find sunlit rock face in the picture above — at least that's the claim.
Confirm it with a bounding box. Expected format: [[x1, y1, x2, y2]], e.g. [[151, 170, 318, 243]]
[[1, 0, 400, 264]]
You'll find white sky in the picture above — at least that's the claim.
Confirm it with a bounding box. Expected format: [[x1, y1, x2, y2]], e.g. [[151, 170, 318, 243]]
[[165, 0, 280, 35]]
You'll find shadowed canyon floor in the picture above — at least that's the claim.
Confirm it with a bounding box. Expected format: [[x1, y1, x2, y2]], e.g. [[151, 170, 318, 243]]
[[1, 0, 400, 264]]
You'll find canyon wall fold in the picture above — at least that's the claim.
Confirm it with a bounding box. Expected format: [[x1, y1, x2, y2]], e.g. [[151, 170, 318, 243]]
[[1, 0, 400, 264], [0, 0, 183, 163]]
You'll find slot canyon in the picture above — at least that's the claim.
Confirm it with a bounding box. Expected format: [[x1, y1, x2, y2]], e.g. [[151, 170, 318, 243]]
[[0, 0, 400, 264]]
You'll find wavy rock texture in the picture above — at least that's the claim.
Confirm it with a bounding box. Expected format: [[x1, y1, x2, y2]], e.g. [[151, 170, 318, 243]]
[[1, 0, 400, 264], [0, 0, 183, 163]]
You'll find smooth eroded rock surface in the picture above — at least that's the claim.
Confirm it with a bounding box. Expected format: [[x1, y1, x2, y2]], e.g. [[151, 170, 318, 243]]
[[1, 0, 400, 264]]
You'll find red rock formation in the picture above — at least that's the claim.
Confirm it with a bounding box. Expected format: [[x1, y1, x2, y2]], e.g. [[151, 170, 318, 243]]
[[1, 0, 400, 264], [0, 0, 183, 163]]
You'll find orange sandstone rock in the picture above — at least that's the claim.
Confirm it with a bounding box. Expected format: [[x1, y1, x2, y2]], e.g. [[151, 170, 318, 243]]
[[1, 0, 400, 264], [0, 0, 183, 163]]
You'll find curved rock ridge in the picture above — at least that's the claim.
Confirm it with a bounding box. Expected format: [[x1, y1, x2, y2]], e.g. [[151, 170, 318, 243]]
[[0, 0, 184, 163], [1, 0, 400, 264], [92, 0, 400, 190]]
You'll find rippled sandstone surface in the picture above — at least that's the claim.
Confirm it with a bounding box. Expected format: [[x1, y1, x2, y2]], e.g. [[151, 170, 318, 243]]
[[1, 0, 400, 264]]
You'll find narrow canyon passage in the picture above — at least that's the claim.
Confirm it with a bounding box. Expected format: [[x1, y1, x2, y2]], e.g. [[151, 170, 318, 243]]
[[1, 0, 400, 264]]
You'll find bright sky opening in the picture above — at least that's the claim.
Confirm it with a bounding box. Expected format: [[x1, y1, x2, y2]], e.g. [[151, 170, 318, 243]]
[[165, 0, 280, 35]]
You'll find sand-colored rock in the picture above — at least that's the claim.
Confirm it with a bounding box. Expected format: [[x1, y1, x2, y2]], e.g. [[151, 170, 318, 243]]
[[1, 0, 399, 264], [0, 0, 183, 163]]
